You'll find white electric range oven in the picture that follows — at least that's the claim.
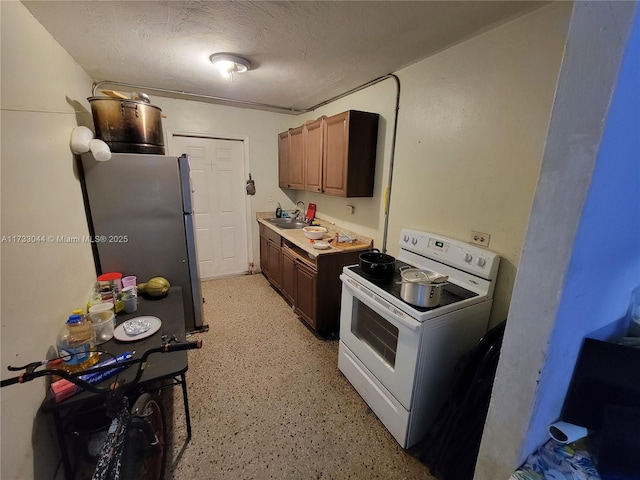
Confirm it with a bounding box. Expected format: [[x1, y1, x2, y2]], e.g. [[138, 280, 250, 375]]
[[338, 229, 500, 448]]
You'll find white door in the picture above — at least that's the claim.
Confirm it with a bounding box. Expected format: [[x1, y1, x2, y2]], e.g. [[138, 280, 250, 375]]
[[171, 135, 249, 279]]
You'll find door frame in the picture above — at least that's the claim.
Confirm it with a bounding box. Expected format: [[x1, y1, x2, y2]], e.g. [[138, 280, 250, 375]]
[[166, 130, 254, 274]]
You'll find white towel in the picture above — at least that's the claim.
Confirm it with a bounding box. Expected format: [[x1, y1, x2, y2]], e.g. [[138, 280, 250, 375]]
[[89, 139, 112, 162], [69, 126, 94, 154]]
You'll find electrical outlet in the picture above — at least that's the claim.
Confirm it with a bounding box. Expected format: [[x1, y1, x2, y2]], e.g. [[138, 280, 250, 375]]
[[471, 230, 490, 247], [268, 194, 274, 202], [345, 205, 355, 214]]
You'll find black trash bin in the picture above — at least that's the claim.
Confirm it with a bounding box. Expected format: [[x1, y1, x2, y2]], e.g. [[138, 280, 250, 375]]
[[417, 321, 506, 480]]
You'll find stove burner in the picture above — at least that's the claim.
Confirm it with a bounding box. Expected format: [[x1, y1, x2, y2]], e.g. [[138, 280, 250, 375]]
[[348, 266, 394, 285], [346, 261, 478, 312]]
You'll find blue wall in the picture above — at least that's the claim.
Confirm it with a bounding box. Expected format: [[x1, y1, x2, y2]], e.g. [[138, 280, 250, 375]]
[[526, 8, 640, 446]]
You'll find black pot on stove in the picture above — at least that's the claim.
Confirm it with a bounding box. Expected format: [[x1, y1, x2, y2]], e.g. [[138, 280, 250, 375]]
[[358, 248, 396, 280]]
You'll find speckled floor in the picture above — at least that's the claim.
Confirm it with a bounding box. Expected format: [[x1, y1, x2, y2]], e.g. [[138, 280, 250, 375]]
[[164, 274, 435, 480]]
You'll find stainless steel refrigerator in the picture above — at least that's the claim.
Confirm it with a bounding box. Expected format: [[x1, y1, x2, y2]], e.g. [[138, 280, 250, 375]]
[[80, 152, 204, 331]]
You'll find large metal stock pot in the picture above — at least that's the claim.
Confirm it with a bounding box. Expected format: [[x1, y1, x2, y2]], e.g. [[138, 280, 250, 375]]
[[398, 267, 448, 307], [88, 97, 165, 154]]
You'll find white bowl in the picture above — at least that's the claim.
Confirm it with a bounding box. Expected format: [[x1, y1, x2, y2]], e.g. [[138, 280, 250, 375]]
[[302, 226, 328, 240]]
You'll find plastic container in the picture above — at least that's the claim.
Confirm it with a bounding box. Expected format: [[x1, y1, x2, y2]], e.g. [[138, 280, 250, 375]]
[[97, 272, 122, 291], [90, 313, 115, 344], [89, 302, 116, 327], [121, 275, 137, 288], [122, 285, 136, 299], [97, 272, 123, 312], [57, 314, 98, 373], [123, 296, 137, 313], [86, 282, 103, 312]]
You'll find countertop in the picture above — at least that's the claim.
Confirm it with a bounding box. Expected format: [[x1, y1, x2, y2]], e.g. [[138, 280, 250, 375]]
[[256, 212, 373, 258]]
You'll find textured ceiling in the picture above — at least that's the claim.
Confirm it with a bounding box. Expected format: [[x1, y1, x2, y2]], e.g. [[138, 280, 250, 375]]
[[23, 1, 546, 113]]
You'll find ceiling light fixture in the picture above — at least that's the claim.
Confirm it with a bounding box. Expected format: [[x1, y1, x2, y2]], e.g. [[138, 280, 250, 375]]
[[209, 53, 251, 80]]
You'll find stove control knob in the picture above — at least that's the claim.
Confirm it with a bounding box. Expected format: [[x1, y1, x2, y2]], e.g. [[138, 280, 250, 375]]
[[464, 253, 473, 263], [411, 237, 418, 245], [476, 257, 486, 267], [403, 234, 409, 243]]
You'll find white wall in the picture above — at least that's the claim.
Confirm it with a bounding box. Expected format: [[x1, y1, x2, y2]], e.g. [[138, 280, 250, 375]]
[[1, 3, 97, 479]]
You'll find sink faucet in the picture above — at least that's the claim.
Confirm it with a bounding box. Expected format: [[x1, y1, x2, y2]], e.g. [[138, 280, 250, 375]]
[[295, 201, 306, 221]]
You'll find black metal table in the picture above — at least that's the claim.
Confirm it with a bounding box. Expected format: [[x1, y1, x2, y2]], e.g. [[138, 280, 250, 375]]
[[42, 287, 194, 480]]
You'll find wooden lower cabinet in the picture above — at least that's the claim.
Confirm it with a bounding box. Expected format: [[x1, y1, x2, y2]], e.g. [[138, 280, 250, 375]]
[[281, 247, 296, 305], [259, 235, 269, 277], [259, 224, 282, 289], [282, 247, 318, 330], [294, 263, 317, 327], [267, 241, 282, 289], [261, 225, 362, 336]]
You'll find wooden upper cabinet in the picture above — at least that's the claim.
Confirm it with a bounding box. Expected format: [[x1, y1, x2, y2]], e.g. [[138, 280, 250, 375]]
[[323, 110, 379, 197], [277, 110, 378, 196], [287, 126, 304, 190], [303, 118, 324, 193], [278, 131, 289, 189], [323, 113, 348, 197]]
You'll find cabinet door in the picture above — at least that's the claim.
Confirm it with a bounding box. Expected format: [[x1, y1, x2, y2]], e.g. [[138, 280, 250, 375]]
[[259, 235, 269, 277], [287, 126, 304, 190], [278, 131, 289, 189], [294, 260, 317, 329], [281, 248, 295, 305], [303, 118, 324, 193], [322, 112, 349, 197], [267, 241, 282, 288]]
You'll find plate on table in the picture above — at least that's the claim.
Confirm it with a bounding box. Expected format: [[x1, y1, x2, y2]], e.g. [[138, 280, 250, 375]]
[[114, 316, 162, 342]]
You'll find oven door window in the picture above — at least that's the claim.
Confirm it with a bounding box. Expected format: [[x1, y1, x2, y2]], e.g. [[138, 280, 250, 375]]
[[351, 297, 399, 368]]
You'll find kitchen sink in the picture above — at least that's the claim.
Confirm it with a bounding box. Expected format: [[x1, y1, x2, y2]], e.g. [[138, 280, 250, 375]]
[[265, 218, 307, 229]]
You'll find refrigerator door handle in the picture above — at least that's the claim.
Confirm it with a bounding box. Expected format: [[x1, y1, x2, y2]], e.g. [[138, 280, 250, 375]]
[[178, 154, 194, 213]]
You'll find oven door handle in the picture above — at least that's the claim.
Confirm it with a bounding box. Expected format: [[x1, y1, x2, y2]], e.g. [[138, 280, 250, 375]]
[[341, 276, 420, 332]]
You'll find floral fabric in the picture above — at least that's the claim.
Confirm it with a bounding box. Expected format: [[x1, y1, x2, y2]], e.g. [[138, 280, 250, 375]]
[[510, 439, 601, 480]]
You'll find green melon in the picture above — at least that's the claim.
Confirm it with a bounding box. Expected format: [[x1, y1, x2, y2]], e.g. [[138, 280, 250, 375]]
[[142, 277, 170, 297]]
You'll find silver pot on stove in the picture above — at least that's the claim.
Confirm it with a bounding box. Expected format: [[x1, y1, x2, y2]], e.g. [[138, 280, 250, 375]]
[[397, 266, 448, 307]]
